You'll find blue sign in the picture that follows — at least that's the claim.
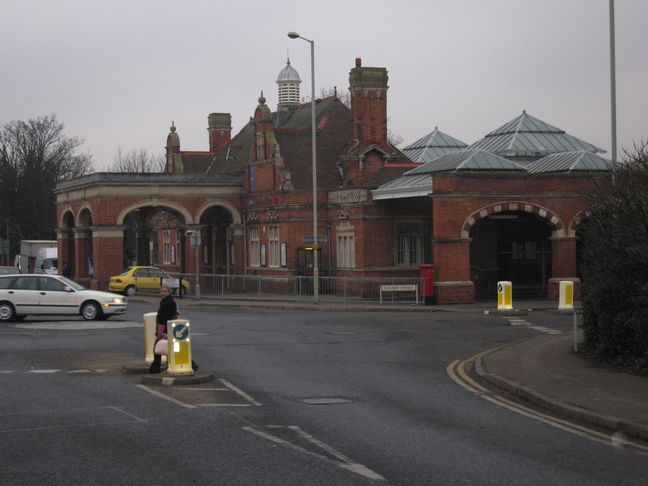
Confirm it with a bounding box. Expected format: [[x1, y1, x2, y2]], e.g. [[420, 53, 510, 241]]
[[173, 323, 190, 341]]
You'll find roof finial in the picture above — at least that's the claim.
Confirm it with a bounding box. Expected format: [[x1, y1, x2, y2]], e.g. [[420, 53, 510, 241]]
[[258, 90, 266, 105], [170, 121, 176, 132]]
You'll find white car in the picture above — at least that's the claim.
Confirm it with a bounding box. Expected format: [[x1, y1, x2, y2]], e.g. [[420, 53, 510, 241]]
[[0, 274, 127, 321]]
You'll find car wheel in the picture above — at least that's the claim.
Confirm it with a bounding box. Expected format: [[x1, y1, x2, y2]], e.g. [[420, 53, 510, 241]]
[[0, 302, 15, 322], [125, 285, 136, 297], [81, 302, 101, 321]]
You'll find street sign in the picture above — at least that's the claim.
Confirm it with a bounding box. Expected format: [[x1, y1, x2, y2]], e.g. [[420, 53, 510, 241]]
[[303, 236, 327, 244], [172, 323, 190, 341]]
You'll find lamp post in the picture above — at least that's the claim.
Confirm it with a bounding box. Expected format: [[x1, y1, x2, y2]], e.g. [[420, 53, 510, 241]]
[[288, 31, 319, 304]]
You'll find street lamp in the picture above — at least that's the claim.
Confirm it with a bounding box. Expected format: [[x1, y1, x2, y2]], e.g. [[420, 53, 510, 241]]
[[288, 31, 319, 304]]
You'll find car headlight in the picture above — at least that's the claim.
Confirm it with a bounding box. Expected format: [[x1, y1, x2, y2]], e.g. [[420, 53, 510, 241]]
[[109, 297, 124, 304]]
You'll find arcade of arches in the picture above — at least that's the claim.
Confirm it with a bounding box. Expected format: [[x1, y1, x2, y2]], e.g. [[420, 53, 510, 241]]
[[55, 175, 243, 290]]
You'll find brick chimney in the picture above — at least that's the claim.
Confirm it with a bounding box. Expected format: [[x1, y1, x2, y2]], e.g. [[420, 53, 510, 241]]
[[208, 113, 232, 153], [348, 58, 389, 152]]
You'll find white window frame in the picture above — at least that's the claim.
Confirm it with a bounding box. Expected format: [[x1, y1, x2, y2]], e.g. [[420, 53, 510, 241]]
[[163, 230, 171, 264], [269, 225, 280, 267], [336, 221, 355, 268], [396, 222, 422, 267], [249, 226, 260, 267]]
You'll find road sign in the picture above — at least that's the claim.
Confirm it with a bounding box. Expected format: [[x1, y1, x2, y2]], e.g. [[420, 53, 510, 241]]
[[173, 323, 189, 341], [303, 236, 327, 244]]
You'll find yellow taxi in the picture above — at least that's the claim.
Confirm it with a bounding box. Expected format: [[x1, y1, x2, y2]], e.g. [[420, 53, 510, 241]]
[[108, 266, 190, 296]]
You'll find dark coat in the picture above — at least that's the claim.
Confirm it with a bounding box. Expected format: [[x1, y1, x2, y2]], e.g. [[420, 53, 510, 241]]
[[156, 295, 177, 339]]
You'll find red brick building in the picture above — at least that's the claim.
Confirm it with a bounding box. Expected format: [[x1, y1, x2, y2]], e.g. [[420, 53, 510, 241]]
[[54, 57, 611, 303]]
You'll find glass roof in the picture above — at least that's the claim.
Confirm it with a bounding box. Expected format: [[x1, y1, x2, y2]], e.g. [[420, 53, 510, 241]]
[[469, 111, 605, 159]]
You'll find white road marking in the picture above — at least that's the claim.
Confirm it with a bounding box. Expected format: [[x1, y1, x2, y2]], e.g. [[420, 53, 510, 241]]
[[243, 425, 385, 481], [504, 318, 562, 334], [220, 379, 262, 406], [136, 384, 196, 409], [13, 321, 141, 330], [28, 369, 62, 374]]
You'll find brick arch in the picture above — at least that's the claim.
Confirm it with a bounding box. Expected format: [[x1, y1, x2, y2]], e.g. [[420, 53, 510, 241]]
[[461, 201, 565, 239], [59, 208, 75, 228], [116, 200, 193, 225], [195, 200, 242, 225], [77, 205, 94, 228], [568, 210, 591, 237]]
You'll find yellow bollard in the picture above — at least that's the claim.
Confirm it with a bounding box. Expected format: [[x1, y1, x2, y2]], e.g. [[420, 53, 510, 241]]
[[167, 319, 193, 376], [497, 281, 513, 310], [558, 281, 574, 311], [143, 312, 157, 363]]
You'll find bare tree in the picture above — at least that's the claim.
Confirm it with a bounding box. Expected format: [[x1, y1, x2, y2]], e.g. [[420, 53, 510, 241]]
[[0, 114, 93, 247], [108, 147, 165, 173]]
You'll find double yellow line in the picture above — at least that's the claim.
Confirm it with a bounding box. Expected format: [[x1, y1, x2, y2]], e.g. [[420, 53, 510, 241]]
[[447, 347, 648, 454]]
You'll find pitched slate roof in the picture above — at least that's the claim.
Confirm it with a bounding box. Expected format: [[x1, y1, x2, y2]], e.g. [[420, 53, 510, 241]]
[[527, 150, 614, 173], [401, 127, 467, 163], [469, 111, 605, 161], [405, 148, 526, 174]]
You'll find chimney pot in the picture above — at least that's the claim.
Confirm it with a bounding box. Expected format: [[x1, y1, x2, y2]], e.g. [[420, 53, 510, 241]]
[[355, 58, 362, 67]]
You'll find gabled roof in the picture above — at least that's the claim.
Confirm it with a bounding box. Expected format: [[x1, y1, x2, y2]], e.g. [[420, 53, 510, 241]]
[[405, 148, 526, 174], [469, 111, 605, 160], [401, 127, 467, 163], [527, 150, 614, 173]]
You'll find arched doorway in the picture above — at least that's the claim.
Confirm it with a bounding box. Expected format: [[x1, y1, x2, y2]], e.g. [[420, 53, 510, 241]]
[[470, 211, 552, 299], [121, 206, 188, 273], [199, 205, 234, 275]]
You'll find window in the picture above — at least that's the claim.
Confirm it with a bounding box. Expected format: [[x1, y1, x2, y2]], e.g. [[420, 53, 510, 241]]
[[396, 222, 422, 266], [256, 132, 265, 161], [336, 221, 355, 268], [249, 226, 260, 267], [269, 225, 280, 267], [249, 166, 256, 193], [163, 230, 171, 264]]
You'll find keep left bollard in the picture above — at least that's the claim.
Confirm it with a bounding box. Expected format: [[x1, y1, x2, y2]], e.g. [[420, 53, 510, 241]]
[[143, 312, 157, 363], [167, 319, 193, 376], [497, 281, 513, 311], [558, 281, 574, 312]]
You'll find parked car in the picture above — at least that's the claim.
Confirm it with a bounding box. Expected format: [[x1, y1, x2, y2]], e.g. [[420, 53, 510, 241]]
[[0, 266, 21, 275], [108, 266, 190, 297], [0, 274, 127, 321]]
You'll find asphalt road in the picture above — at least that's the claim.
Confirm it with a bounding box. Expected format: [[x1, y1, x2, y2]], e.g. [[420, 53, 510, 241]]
[[1, 301, 647, 485]]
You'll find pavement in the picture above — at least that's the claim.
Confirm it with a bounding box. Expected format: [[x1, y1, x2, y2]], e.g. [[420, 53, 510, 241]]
[[128, 295, 648, 442]]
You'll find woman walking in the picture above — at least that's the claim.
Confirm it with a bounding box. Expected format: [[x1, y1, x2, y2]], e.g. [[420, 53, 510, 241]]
[[149, 285, 198, 373]]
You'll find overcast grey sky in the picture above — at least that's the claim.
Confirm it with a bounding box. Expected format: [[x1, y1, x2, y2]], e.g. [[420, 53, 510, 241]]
[[2, 0, 647, 170]]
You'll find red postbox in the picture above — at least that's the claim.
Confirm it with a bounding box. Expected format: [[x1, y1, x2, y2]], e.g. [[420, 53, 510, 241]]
[[419, 264, 435, 305]]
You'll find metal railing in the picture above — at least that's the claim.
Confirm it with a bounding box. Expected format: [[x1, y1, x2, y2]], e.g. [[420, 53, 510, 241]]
[[171, 273, 424, 304]]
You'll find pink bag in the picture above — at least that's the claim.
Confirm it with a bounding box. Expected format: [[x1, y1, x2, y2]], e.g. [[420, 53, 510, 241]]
[[154, 339, 168, 356]]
